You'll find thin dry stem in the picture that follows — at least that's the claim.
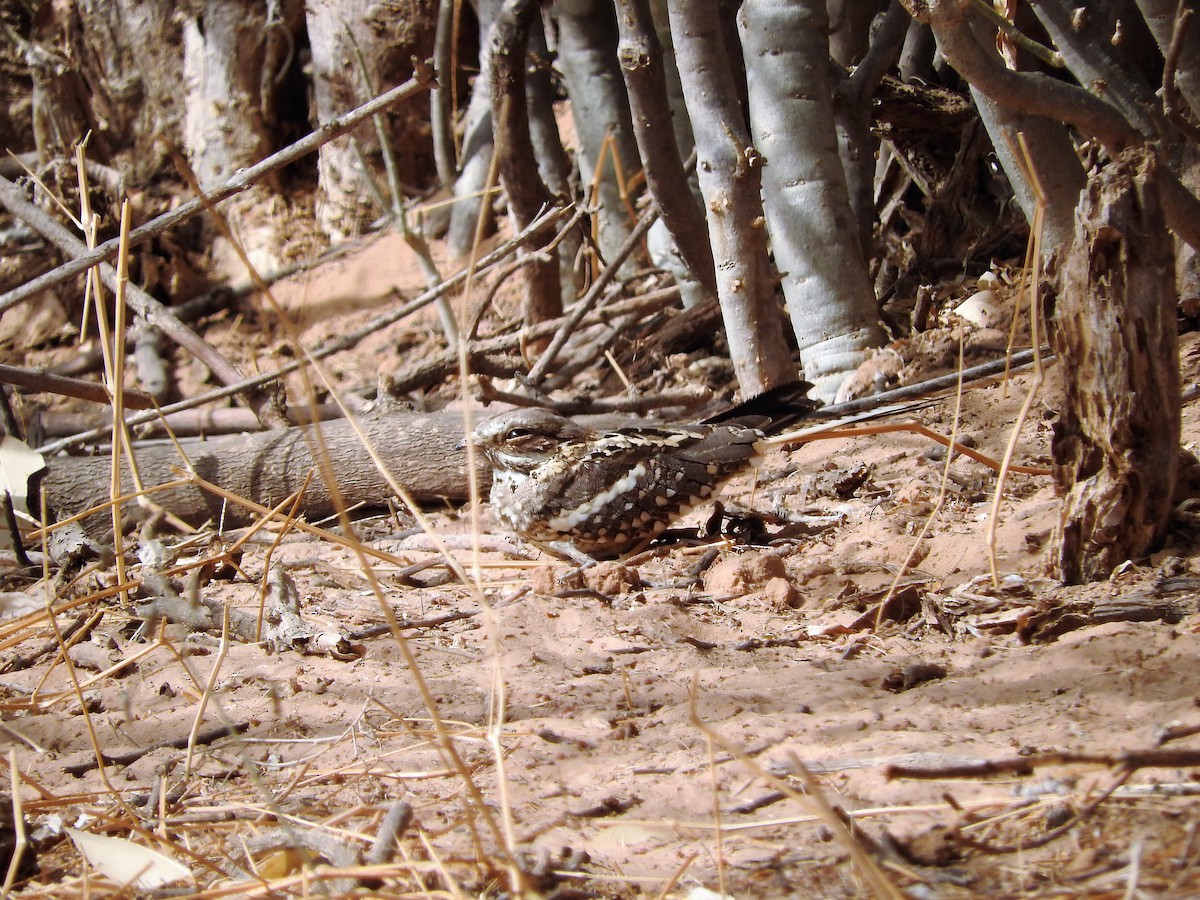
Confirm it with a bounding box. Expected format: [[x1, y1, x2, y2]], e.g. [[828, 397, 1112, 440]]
[[0, 72, 436, 314], [988, 131, 1048, 585], [184, 607, 231, 777], [36, 204, 575, 455], [1, 751, 26, 899], [171, 173, 516, 882], [875, 338, 967, 630], [36, 493, 138, 820], [770, 420, 1050, 476]]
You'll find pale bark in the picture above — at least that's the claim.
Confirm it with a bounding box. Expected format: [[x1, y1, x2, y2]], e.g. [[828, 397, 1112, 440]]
[[908, 0, 1200, 257], [526, 20, 584, 300], [646, 0, 695, 164], [835, 0, 909, 258], [305, 0, 435, 242], [1029, 0, 1163, 141], [666, 0, 796, 396], [738, 0, 885, 403], [446, 69, 497, 256], [828, 0, 889, 67], [66, 1, 182, 177], [446, 0, 501, 257], [39, 411, 485, 531], [554, 0, 643, 273], [615, 0, 715, 302], [181, 0, 277, 192], [431, 0, 459, 187], [1135, 0, 1200, 116]]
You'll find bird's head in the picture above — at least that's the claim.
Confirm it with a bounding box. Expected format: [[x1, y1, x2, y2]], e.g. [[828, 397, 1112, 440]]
[[469, 408, 593, 475]]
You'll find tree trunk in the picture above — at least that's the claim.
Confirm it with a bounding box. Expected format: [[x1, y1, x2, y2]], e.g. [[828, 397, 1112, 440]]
[[180, 0, 304, 277], [554, 0, 643, 276], [922, 8, 1086, 252], [738, 0, 885, 403], [615, 0, 715, 303], [26, 6, 102, 162], [489, 0, 562, 324], [526, 19, 585, 301], [305, 0, 436, 242], [1030, 0, 1163, 142], [1048, 149, 1181, 584], [44, 1, 183, 177], [181, 0, 278, 192], [446, 20, 499, 257], [666, 0, 796, 397], [834, 1, 909, 259], [1135, 0, 1200, 116]]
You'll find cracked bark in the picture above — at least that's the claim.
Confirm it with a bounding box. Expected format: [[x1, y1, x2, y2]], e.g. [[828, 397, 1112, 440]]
[[1048, 150, 1182, 583]]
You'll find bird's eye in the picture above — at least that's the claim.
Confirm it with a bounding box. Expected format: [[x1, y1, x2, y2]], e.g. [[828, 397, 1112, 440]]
[[505, 427, 533, 441]]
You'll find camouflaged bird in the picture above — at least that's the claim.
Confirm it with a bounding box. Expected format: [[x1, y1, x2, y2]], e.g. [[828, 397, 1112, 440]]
[[471, 384, 819, 559]]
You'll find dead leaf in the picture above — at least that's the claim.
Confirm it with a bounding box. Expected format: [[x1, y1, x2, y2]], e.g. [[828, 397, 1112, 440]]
[[65, 826, 191, 889]]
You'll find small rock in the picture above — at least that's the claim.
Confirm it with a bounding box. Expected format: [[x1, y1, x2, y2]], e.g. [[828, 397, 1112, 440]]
[[762, 576, 802, 610], [704, 551, 792, 600], [529, 567, 557, 596], [583, 562, 642, 597]]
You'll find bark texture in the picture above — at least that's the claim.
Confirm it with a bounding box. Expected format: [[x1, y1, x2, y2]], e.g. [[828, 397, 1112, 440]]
[[40, 411, 485, 531], [30, 1, 182, 175], [1049, 150, 1180, 584], [182, 0, 278, 192], [488, 0, 562, 323], [666, 0, 795, 396], [554, 0, 643, 274], [738, 0, 884, 403], [615, 0, 715, 301], [1136, 0, 1200, 116], [305, 0, 434, 242]]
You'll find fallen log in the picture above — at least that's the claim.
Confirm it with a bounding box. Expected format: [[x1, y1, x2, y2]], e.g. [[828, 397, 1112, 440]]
[[36, 410, 487, 532]]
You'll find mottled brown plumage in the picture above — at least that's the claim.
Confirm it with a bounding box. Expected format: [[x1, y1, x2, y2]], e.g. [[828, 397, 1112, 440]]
[[472, 408, 772, 558]]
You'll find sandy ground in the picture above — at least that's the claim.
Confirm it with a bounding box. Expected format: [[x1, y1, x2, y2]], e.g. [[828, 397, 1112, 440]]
[[3, 227, 1200, 898]]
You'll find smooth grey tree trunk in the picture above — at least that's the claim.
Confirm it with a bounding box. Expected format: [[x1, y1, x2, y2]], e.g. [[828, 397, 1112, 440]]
[[1030, 0, 1163, 141], [970, 89, 1085, 252], [554, 0, 643, 274], [647, 0, 695, 166], [447, 0, 501, 257], [930, 12, 1086, 252], [666, 0, 796, 396], [489, 0, 562, 323], [834, 0, 909, 260], [615, 0, 715, 304], [738, 0, 884, 403], [1135, 0, 1200, 115], [182, 0, 276, 192], [527, 19, 586, 301]]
